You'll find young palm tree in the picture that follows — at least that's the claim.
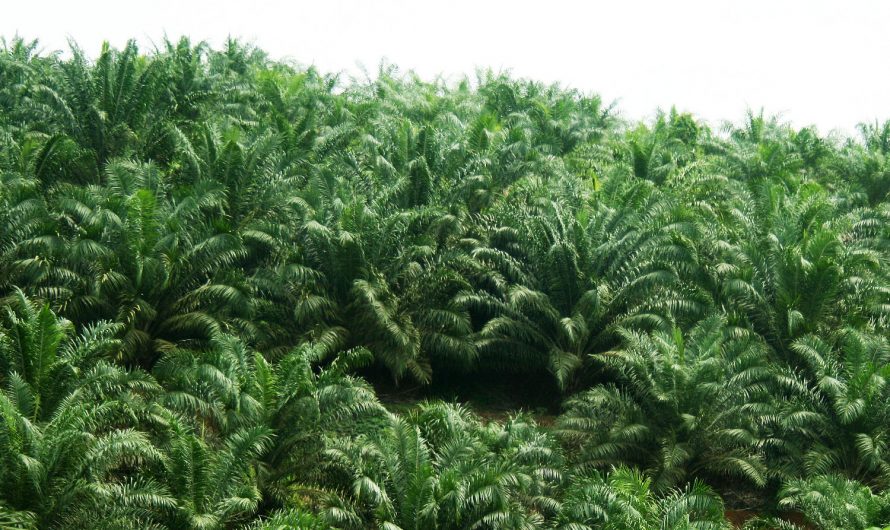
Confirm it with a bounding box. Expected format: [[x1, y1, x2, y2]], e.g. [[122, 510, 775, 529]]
[[768, 330, 890, 487], [161, 421, 273, 530], [777, 474, 890, 530], [557, 316, 771, 491], [556, 466, 729, 530], [0, 293, 171, 528]]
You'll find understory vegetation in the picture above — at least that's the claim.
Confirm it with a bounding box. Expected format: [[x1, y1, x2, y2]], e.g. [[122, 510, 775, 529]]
[[1, 36, 890, 529]]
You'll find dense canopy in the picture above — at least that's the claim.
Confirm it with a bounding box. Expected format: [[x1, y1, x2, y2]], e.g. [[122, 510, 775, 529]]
[[0, 37, 889, 529]]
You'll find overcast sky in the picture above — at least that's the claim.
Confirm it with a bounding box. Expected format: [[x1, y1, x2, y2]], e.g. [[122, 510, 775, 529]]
[[3, 0, 889, 136]]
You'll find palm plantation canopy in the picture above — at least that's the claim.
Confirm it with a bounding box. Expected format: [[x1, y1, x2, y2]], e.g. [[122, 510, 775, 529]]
[[0, 36, 889, 529]]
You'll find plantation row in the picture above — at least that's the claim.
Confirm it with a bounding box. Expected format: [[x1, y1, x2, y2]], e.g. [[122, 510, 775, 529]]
[[0, 37, 889, 528]]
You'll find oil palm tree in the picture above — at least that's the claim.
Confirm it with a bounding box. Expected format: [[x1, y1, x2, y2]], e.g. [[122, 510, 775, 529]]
[[777, 474, 890, 530], [557, 316, 772, 491], [161, 421, 273, 530], [768, 330, 890, 487], [556, 466, 729, 530], [0, 293, 171, 528]]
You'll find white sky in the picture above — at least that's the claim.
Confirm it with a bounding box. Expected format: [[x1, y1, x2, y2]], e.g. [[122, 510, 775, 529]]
[[4, 0, 890, 136]]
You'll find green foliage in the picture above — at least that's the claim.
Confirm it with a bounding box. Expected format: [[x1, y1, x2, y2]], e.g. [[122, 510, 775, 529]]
[[778, 474, 890, 530], [557, 317, 772, 490], [556, 466, 730, 529], [0, 36, 889, 528]]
